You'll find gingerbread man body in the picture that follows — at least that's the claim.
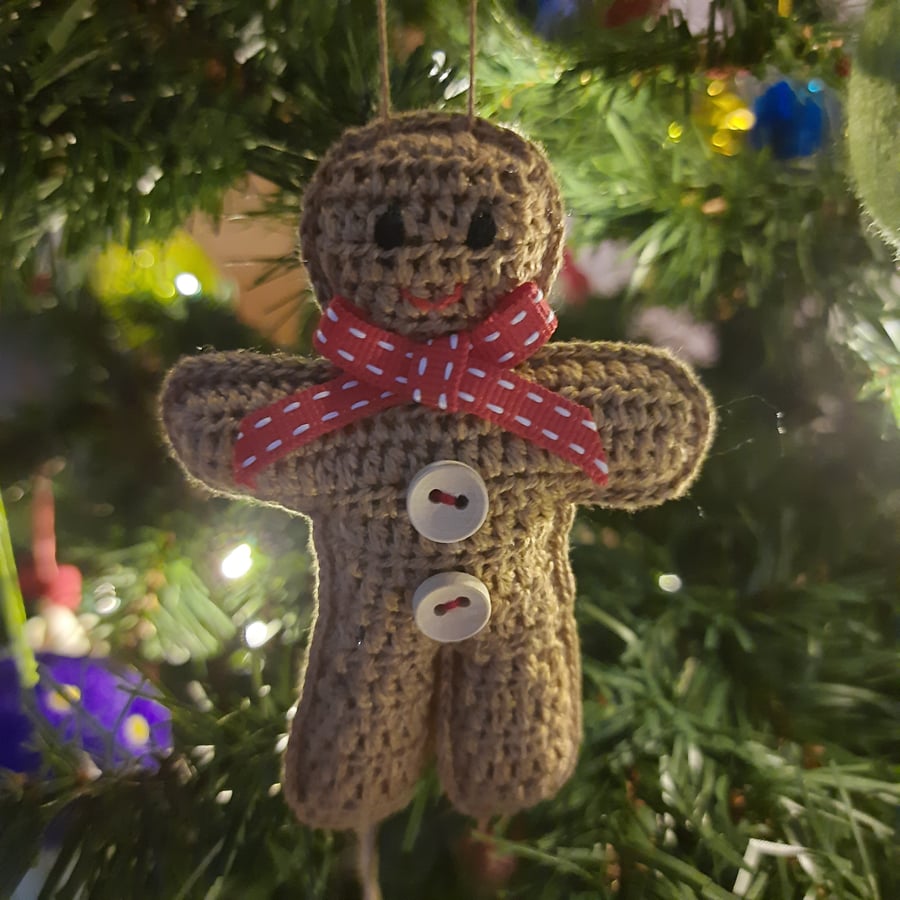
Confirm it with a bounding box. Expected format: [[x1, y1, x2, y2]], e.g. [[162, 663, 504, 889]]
[[160, 112, 715, 830]]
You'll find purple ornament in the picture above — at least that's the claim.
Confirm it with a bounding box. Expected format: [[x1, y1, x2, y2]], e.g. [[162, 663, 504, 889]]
[[0, 658, 41, 772], [0, 653, 172, 774]]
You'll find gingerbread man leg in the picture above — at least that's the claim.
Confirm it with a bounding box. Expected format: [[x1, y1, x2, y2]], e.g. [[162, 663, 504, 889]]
[[434, 506, 582, 819], [283, 520, 439, 830]]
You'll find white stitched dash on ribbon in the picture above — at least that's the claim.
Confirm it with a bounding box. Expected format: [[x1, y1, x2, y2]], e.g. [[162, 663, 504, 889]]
[[527, 392, 544, 404], [283, 402, 300, 413], [266, 440, 282, 452], [497, 351, 515, 363], [498, 379, 515, 390], [315, 329, 327, 343], [523, 331, 540, 346], [377, 340, 395, 351], [542, 429, 559, 441], [413, 389, 422, 403], [326, 308, 339, 322], [594, 458, 609, 473], [322, 411, 339, 422], [468, 367, 486, 378], [342, 380, 359, 390], [395, 376, 408, 384], [349, 327, 367, 339], [582, 418, 598, 430], [514, 415, 532, 427], [237, 432, 244, 440], [449, 333, 459, 349], [554, 405, 572, 417], [483, 331, 500, 342], [418, 357, 428, 376], [313, 390, 331, 400], [241, 456, 257, 468], [366, 364, 384, 376], [337, 349, 354, 362], [459, 391, 475, 402], [254, 417, 272, 429], [380, 391, 393, 399], [444, 362, 453, 380], [486, 403, 505, 414], [569, 443, 585, 455], [351, 400, 369, 411], [511, 310, 526, 324], [293, 424, 310, 436], [438, 394, 448, 410]]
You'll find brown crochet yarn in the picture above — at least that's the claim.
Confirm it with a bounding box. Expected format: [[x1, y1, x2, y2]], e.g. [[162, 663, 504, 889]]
[[159, 111, 716, 830]]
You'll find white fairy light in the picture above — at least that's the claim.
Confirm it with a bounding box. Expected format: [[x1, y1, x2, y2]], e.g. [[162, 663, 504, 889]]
[[174, 272, 201, 296], [244, 620, 268, 648], [94, 582, 120, 614], [220, 543, 252, 579], [95, 593, 120, 615], [658, 573, 683, 593], [136, 164, 163, 195]]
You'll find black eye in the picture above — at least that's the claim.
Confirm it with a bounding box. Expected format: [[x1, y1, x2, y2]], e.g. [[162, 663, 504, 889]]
[[465, 206, 496, 250], [374, 204, 405, 251]]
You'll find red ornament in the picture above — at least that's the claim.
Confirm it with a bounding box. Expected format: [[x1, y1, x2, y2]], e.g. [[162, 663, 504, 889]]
[[603, 0, 666, 28], [559, 247, 590, 305], [17, 476, 83, 611]]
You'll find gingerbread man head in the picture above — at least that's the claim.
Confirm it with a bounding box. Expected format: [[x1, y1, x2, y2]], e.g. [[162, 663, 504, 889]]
[[160, 111, 715, 831], [300, 112, 564, 339]]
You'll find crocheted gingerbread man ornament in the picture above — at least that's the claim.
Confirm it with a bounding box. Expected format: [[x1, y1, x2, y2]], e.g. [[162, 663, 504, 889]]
[[160, 111, 716, 830]]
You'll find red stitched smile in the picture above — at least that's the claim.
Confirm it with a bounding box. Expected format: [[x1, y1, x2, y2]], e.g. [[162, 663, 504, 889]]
[[401, 283, 464, 312]]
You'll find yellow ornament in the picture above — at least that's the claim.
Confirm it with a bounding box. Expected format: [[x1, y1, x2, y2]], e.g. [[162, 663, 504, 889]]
[[693, 79, 756, 156]]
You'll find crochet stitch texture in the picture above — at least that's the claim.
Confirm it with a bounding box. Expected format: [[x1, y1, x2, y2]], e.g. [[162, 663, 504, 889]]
[[159, 111, 716, 830]]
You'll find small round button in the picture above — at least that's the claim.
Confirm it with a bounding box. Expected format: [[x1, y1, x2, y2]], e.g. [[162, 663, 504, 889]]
[[406, 461, 489, 543], [412, 572, 491, 643]]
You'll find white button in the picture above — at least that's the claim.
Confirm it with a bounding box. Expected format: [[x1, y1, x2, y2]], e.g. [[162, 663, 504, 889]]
[[406, 461, 489, 543], [412, 572, 491, 643]]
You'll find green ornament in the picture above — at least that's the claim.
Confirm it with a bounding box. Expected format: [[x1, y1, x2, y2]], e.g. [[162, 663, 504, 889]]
[[847, 0, 900, 252]]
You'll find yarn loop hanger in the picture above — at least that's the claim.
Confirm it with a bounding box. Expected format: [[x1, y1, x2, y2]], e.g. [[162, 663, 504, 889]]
[[375, 0, 478, 123]]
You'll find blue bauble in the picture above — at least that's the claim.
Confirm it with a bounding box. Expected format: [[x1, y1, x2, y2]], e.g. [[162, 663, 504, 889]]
[[751, 79, 832, 160], [530, 0, 580, 37]]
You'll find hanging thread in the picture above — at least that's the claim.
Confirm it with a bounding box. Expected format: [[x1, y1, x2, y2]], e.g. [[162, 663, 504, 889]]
[[376, 0, 391, 120], [468, 0, 477, 123]]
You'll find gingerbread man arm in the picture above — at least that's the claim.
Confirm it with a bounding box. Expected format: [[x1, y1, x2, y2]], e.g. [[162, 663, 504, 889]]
[[523, 340, 716, 508], [159, 351, 336, 511]]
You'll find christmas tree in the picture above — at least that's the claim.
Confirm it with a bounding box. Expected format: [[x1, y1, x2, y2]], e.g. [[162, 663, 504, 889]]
[[1, 1, 898, 898]]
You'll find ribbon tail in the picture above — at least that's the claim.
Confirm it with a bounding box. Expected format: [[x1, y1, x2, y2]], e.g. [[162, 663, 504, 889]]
[[462, 371, 609, 486], [233, 377, 403, 488]]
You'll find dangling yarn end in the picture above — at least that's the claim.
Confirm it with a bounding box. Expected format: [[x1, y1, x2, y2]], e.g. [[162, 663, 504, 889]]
[[356, 825, 382, 900]]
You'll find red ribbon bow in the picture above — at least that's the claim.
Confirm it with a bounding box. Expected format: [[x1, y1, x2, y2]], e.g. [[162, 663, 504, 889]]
[[234, 283, 608, 487]]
